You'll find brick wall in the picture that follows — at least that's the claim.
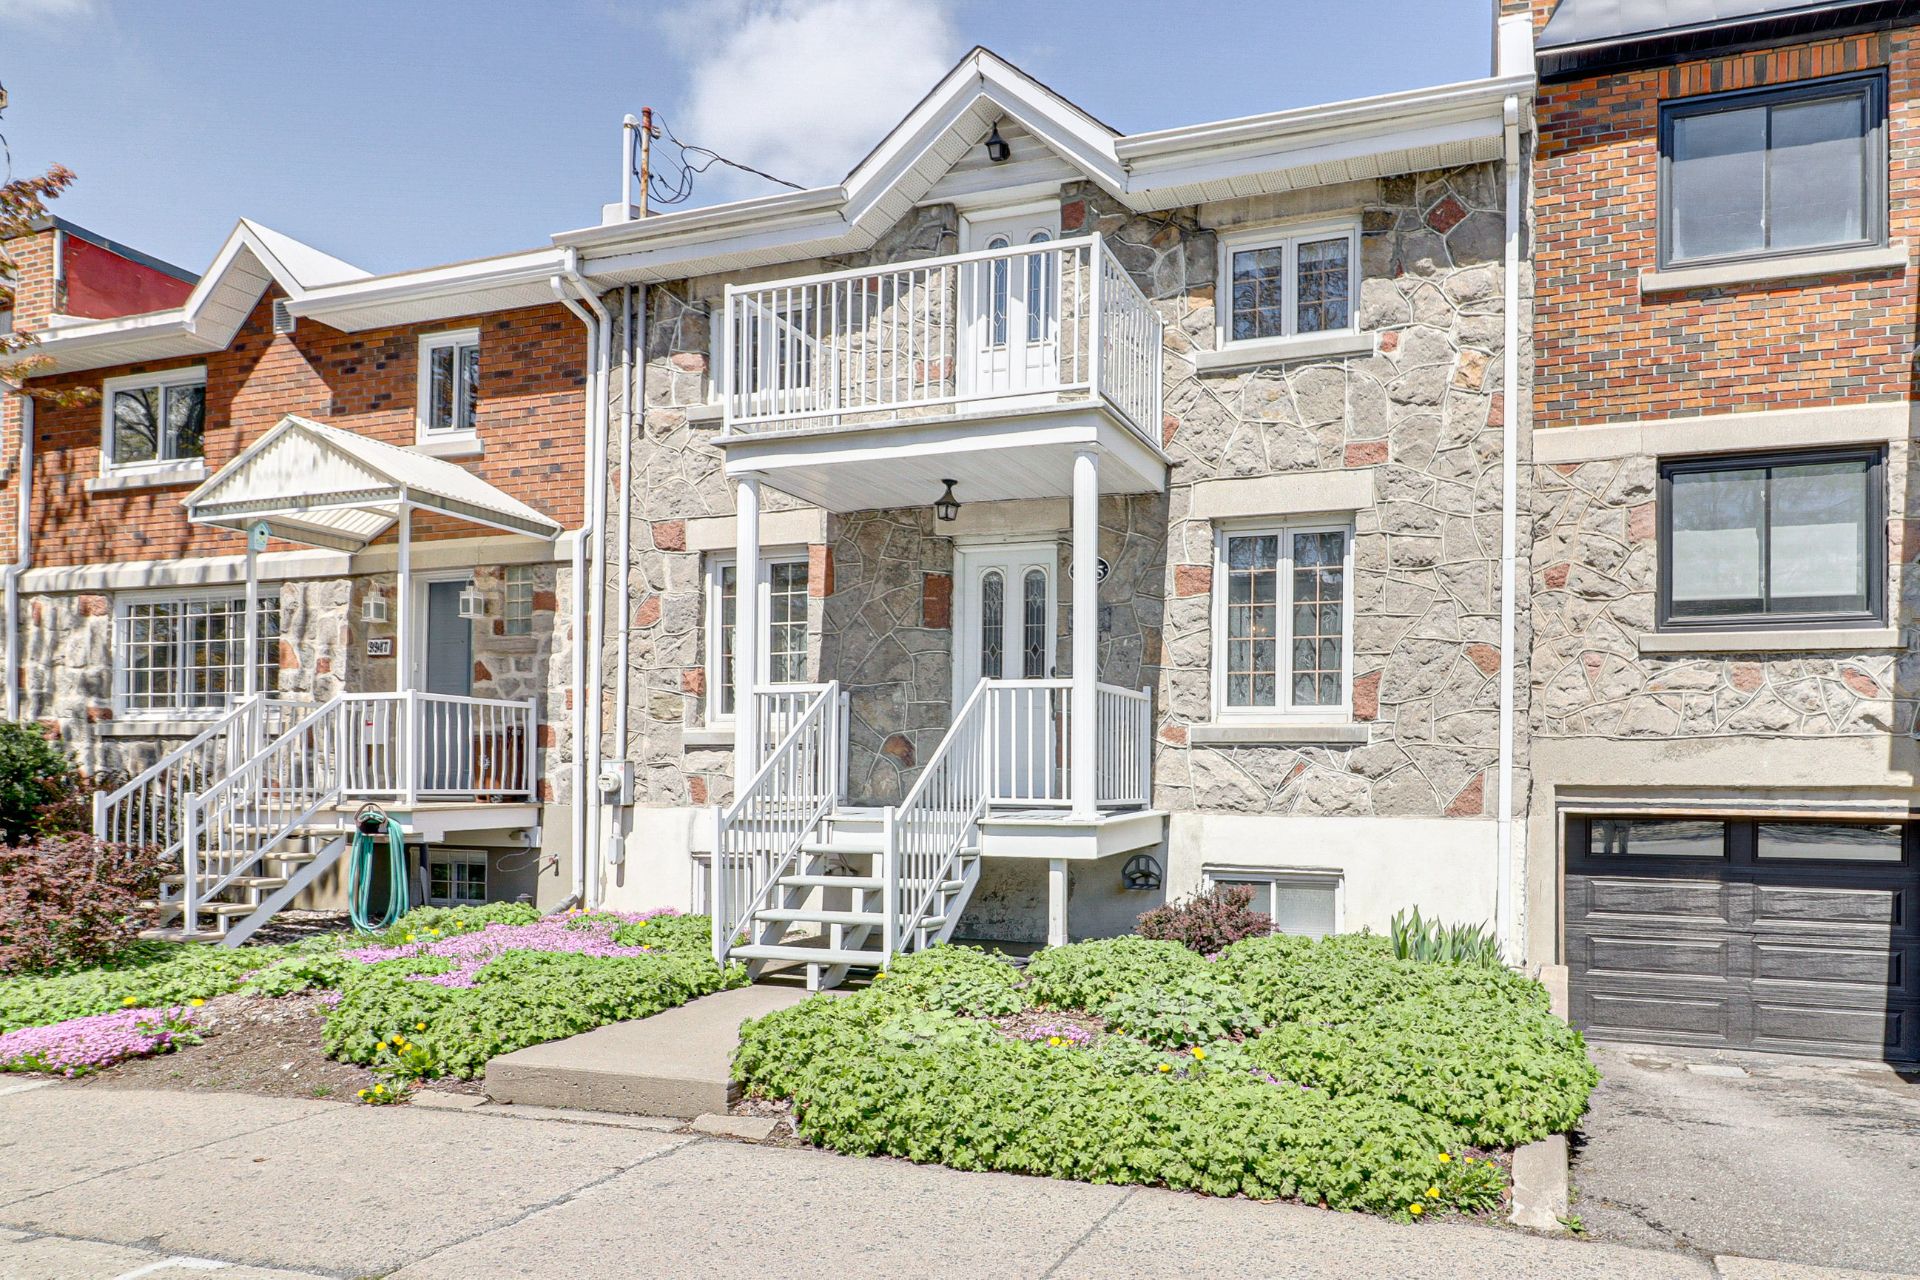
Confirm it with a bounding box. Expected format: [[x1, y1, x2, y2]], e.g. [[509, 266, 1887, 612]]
[[17, 292, 587, 566], [1533, 30, 1920, 430]]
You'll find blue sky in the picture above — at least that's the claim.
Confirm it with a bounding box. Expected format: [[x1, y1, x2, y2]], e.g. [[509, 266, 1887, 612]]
[[0, 0, 1495, 277]]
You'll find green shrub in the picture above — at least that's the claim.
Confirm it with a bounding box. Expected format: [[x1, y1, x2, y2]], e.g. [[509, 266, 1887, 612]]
[[0, 721, 77, 844], [0, 942, 288, 1032], [610, 911, 712, 954], [1214, 933, 1546, 1027], [1024, 936, 1209, 1014], [324, 948, 745, 1078], [371, 902, 539, 946], [875, 945, 1027, 1016], [1389, 907, 1503, 969], [1101, 973, 1258, 1049]]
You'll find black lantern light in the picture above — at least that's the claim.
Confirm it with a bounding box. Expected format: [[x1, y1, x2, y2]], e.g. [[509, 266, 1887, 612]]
[[933, 478, 962, 523], [984, 124, 1011, 163]]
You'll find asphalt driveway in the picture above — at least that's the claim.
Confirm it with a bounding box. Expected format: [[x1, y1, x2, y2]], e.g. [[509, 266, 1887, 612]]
[[1573, 1042, 1920, 1273]]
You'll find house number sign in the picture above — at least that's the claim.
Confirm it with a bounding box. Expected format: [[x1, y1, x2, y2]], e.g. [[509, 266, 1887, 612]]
[[366, 637, 394, 658], [1067, 557, 1111, 582]]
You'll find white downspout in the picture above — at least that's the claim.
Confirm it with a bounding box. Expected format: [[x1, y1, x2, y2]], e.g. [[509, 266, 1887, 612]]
[[611, 283, 643, 862], [4, 394, 35, 721], [552, 257, 610, 908], [1496, 93, 1524, 963]]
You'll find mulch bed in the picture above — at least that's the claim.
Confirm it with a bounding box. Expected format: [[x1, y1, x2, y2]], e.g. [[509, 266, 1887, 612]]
[[79, 991, 379, 1101]]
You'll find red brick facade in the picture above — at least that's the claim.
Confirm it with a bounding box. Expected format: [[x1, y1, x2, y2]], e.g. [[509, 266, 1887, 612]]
[[17, 292, 586, 567], [1533, 29, 1920, 430]]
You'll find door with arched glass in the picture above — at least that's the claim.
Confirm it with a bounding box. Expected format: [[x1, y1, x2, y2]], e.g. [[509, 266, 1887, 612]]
[[954, 541, 1061, 803], [961, 207, 1063, 403]]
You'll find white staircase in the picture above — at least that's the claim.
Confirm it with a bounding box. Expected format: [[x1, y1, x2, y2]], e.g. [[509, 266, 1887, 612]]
[[95, 691, 538, 945]]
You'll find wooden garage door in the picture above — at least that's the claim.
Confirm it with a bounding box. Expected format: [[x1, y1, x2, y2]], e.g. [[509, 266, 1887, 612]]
[[1566, 817, 1919, 1062]]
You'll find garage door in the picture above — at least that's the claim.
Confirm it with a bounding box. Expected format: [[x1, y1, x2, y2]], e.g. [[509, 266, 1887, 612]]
[[1566, 816, 1919, 1062]]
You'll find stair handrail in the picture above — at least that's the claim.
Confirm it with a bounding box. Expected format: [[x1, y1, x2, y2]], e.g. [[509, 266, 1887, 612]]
[[711, 680, 843, 966], [92, 693, 287, 859], [179, 694, 350, 935], [889, 677, 995, 952]]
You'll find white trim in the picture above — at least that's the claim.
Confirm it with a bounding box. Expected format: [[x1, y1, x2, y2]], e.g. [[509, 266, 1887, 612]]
[[1189, 721, 1368, 745], [99, 366, 207, 474], [1533, 400, 1912, 465], [1209, 517, 1355, 723], [951, 539, 1060, 705], [1189, 471, 1374, 521], [703, 547, 809, 727], [1215, 220, 1362, 351], [1201, 864, 1345, 938], [1193, 330, 1374, 372], [1637, 625, 1904, 654], [85, 459, 208, 493], [412, 433, 484, 460], [416, 328, 482, 444], [425, 847, 490, 907], [1640, 241, 1908, 296]]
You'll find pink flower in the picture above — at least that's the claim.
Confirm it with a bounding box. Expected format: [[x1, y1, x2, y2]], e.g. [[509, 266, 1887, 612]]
[[0, 1006, 197, 1077], [341, 909, 679, 988]]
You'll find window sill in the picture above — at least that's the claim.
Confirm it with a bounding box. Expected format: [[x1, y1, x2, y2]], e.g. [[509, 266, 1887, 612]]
[[682, 402, 725, 425], [413, 433, 484, 460], [1638, 625, 1902, 655], [1193, 331, 1374, 373], [1189, 721, 1368, 746], [86, 461, 208, 494], [683, 726, 735, 748], [96, 717, 219, 738], [1640, 242, 1908, 296]]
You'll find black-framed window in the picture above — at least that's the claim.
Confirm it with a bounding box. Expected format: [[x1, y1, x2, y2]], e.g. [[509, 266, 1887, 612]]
[[1658, 447, 1884, 628], [1574, 815, 1913, 869], [1659, 72, 1887, 268]]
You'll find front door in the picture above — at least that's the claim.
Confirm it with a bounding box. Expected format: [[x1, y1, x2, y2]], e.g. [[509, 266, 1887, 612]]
[[420, 579, 473, 791], [955, 543, 1060, 803], [961, 208, 1062, 401]]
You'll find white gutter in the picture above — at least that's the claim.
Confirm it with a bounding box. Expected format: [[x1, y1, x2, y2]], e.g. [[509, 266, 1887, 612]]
[[1495, 93, 1523, 965], [4, 394, 33, 721], [550, 256, 611, 908]]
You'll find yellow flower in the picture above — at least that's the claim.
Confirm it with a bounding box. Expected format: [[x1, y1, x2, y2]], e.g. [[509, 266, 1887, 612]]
[[122, 996, 137, 1006], [1436, 1152, 1452, 1163], [1409, 1203, 1424, 1217], [1157, 1063, 1172, 1073], [1191, 1048, 1206, 1060], [1464, 1157, 1476, 1165], [373, 1084, 387, 1094], [428, 928, 440, 936], [414, 1022, 426, 1031], [405, 934, 417, 942], [189, 998, 206, 1007], [394, 1039, 408, 1050], [1426, 1187, 1440, 1199], [356, 1089, 369, 1100], [1048, 1036, 1063, 1047]]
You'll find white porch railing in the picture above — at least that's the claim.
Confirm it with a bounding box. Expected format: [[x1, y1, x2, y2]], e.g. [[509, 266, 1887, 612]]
[[888, 678, 994, 951], [712, 681, 845, 965], [971, 678, 1153, 808], [722, 234, 1163, 445]]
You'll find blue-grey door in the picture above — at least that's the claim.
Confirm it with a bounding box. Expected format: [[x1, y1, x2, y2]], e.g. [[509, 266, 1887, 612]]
[[421, 581, 473, 790]]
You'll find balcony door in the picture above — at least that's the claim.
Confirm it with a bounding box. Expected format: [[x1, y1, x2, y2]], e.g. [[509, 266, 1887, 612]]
[[961, 206, 1062, 403], [955, 541, 1062, 804]]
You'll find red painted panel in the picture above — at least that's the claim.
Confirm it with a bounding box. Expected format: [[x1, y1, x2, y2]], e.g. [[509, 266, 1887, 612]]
[[63, 235, 194, 319]]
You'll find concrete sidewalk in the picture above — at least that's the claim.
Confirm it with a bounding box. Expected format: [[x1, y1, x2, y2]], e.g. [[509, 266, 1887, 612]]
[[0, 1081, 1905, 1280]]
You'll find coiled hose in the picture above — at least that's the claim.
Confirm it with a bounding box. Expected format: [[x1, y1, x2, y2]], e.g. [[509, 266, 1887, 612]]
[[348, 811, 409, 934]]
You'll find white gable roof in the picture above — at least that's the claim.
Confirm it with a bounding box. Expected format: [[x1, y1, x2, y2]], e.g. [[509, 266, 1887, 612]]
[[184, 414, 561, 551]]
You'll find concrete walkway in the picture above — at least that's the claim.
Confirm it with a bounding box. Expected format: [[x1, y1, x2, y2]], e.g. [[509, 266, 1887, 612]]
[[0, 1081, 1909, 1280]]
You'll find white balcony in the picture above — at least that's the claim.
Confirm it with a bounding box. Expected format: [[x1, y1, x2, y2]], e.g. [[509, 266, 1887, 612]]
[[717, 235, 1167, 510]]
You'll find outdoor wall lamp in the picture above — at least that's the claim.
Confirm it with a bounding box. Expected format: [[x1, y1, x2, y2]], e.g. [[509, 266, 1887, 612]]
[[934, 479, 962, 523], [984, 125, 1011, 163]]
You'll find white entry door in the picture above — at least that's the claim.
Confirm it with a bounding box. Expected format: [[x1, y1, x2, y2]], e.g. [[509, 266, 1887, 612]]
[[954, 542, 1062, 803], [961, 207, 1062, 402]]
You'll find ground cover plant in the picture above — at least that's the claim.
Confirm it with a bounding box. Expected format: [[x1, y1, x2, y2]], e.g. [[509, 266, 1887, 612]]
[[734, 936, 1596, 1220], [0, 904, 740, 1092]]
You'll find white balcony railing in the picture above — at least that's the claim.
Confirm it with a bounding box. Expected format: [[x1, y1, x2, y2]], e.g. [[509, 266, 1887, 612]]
[[722, 234, 1163, 445]]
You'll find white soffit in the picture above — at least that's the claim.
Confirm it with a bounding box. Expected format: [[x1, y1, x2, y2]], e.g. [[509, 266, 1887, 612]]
[[184, 414, 562, 551]]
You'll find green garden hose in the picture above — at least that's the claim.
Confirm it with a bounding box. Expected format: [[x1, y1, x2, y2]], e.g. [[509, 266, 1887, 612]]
[[348, 809, 409, 934]]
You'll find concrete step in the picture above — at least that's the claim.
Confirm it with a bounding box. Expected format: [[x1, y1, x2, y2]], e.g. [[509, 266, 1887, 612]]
[[730, 943, 885, 966], [483, 985, 812, 1118]]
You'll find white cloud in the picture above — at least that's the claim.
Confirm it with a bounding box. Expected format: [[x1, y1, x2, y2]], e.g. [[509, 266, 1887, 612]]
[[662, 0, 961, 204], [0, 0, 99, 28]]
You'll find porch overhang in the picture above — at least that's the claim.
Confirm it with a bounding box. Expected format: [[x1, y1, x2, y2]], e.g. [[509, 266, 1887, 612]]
[[715, 402, 1168, 513], [183, 414, 562, 551]]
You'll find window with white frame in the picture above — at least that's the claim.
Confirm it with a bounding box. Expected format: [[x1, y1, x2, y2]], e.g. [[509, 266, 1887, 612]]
[[427, 850, 489, 906], [417, 329, 480, 439], [1212, 522, 1352, 719], [115, 591, 280, 715], [102, 367, 206, 470], [1220, 223, 1359, 345], [704, 553, 810, 721], [1205, 868, 1343, 938], [502, 565, 536, 637]]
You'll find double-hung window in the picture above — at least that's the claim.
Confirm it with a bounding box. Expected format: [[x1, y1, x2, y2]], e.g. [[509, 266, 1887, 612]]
[[1660, 73, 1887, 268], [704, 554, 810, 722], [1220, 223, 1359, 346], [115, 591, 280, 716], [417, 329, 481, 442], [1659, 448, 1884, 628], [1212, 522, 1353, 719], [103, 368, 206, 471]]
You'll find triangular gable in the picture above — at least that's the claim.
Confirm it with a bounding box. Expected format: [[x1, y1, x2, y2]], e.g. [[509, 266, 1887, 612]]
[[185, 414, 561, 551], [177, 221, 371, 349]]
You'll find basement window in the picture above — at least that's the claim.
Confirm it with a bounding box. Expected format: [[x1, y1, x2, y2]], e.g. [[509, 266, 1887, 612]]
[[102, 367, 206, 471], [427, 850, 489, 906], [1204, 868, 1342, 938]]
